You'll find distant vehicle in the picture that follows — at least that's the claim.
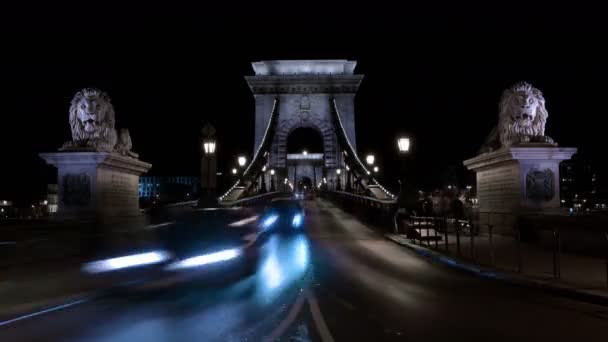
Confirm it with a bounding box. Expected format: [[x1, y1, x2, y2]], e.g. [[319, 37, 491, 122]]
[[260, 199, 305, 232], [81, 208, 261, 285], [160, 208, 261, 279]]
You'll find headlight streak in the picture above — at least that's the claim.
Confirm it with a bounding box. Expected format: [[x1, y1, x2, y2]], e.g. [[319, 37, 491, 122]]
[[261, 214, 279, 230], [292, 213, 303, 228], [82, 251, 170, 273], [228, 215, 259, 227], [165, 248, 241, 270]]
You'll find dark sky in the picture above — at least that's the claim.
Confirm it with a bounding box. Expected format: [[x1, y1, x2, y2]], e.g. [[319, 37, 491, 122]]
[[1, 4, 607, 203]]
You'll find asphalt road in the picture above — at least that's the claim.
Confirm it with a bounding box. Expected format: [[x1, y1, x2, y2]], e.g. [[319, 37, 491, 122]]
[[1, 198, 607, 341]]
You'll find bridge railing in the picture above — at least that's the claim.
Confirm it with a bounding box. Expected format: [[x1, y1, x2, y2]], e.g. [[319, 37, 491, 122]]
[[219, 191, 288, 208], [400, 213, 608, 287], [320, 190, 398, 228]]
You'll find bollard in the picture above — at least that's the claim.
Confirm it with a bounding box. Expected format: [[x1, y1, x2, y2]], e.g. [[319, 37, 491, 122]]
[[605, 232, 608, 288], [516, 227, 523, 274], [434, 218, 439, 249], [469, 221, 475, 261], [426, 217, 431, 247], [552, 229, 561, 280], [443, 217, 449, 252], [455, 220, 461, 255], [488, 224, 495, 267]]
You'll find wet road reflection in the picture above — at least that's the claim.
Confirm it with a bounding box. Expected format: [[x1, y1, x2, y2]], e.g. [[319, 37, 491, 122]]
[[0, 231, 316, 342], [257, 234, 311, 303], [3, 199, 608, 341]]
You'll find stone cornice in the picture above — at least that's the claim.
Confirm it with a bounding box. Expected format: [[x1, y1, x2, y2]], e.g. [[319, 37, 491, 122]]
[[463, 146, 577, 171], [40, 152, 152, 175], [245, 74, 363, 94]]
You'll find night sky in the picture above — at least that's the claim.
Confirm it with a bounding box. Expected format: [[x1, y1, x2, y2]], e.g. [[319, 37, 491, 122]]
[[1, 4, 607, 204]]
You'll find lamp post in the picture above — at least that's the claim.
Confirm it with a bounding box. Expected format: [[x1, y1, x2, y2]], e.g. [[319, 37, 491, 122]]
[[238, 156, 247, 168], [199, 123, 217, 207], [366, 154, 375, 166], [345, 165, 352, 192], [397, 137, 411, 210], [270, 169, 276, 192], [336, 169, 342, 191]]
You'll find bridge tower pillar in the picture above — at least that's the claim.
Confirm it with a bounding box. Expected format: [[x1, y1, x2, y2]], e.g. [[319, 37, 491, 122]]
[[245, 60, 363, 188]]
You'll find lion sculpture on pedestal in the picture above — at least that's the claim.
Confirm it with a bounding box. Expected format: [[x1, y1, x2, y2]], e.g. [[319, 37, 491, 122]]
[[480, 82, 555, 153], [61, 88, 136, 156]]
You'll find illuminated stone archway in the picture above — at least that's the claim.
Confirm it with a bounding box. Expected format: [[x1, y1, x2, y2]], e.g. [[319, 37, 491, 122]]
[[246, 60, 363, 177]]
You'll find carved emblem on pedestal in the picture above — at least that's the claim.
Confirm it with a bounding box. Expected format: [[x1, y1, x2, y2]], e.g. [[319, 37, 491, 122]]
[[526, 169, 554, 202], [62, 173, 91, 205]]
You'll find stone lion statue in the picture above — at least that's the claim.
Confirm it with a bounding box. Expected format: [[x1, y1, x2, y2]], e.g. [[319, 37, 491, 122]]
[[61, 88, 135, 156], [480, 82, 554, 153], [115, 128, 138, 158]]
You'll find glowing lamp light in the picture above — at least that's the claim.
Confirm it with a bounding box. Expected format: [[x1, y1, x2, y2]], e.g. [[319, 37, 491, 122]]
[[238, 156, 247, 167], [166, 249, 240, 270], [83, 251, 170, 273], [203, 140, 216, 155], [373, 166, 379, 173], [397, 137, 410, 153], [232, 168, 238, 175], [261, 214, 279, 229], [336, 169, 341, 175], [292, 213, 303, 228], [366, 155, 375, 165], [302, 150, 308, 155], [270, 169, 275, 175]]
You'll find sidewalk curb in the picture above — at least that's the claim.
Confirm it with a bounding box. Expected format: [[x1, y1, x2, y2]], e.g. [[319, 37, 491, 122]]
[[384, 234, 608, 307], [0, 277, 161, 326]]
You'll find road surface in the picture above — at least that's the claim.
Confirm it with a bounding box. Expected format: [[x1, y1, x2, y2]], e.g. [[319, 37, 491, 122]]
[[1, 198, 607, 341]]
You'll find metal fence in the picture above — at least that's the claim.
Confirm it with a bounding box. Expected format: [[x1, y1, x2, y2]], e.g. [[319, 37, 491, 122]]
[[401, 213, 608, 288]]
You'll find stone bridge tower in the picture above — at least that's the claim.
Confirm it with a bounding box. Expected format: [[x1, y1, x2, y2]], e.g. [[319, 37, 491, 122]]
[[245, 60, 363, 188]]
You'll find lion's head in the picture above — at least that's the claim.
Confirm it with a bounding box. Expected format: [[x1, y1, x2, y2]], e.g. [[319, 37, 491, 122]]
[[69, 88, 115, 141], [498, 82, 548, 146]]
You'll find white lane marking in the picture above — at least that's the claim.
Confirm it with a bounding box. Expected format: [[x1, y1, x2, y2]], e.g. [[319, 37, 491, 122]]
[[0, 241, 17, 245], [0, 298, 89, 327], [306, 290, 335, 342], [264, 289, 335, 342], [146, 222, 175, 229], [263, 290, 307, 342], [228, 215, 259, 227]]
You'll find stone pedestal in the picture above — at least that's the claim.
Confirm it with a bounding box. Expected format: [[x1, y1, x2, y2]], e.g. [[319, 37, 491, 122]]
[[464, 146, 576, 231], [39, 152, 152, 222]]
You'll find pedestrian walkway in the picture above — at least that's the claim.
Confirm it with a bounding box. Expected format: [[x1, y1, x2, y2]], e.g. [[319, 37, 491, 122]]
[[387, 226, 608, 301]]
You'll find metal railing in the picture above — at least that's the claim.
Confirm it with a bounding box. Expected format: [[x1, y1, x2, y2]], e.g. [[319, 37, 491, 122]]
[[219, 191, 286, 207], [321, 190, 398, 228], [400, 213, 608, 288]]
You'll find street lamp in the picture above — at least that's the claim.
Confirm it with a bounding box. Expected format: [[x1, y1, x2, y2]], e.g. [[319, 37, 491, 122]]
[[270, 169, 275, 175], [336, 169, 341, 175], [203, 139, 216, 155], [302, 150, 308, 155], [237, 156, 247, 167], [397, 137, 410, 153], [373, 166, 379, 173], [366, 154, 375, 166], [232, 168, 237, 175], [397, 136, 412, 210]]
